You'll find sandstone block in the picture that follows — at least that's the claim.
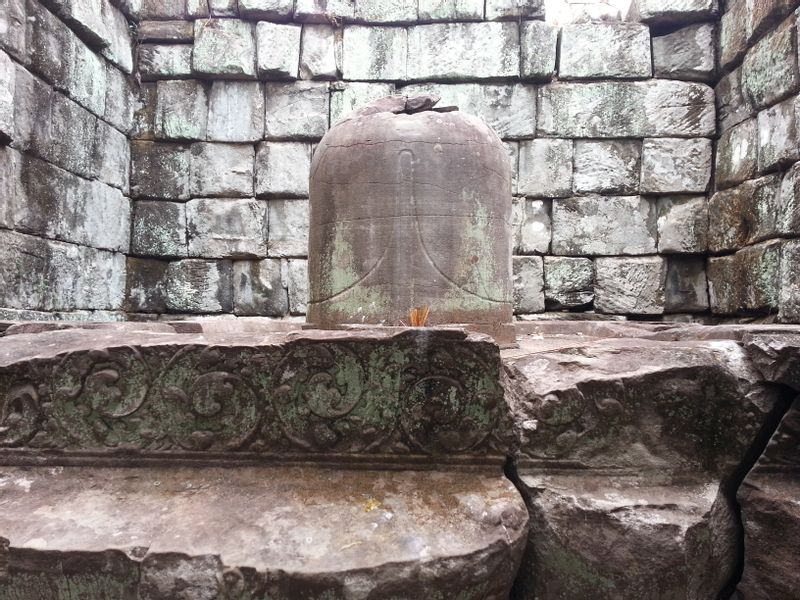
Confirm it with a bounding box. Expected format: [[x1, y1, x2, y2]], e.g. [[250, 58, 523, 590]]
[[779, 161, 800, 235], [208, 0, 237, 16], [329, 81, 394, 122], [264, 81, 329, 139], [543, 256, 594, 310], [139, 0, 185, 18], [400, 83, 536, 139], [43, 0, 108, 49], [742, 15, 800, 110], [126, 256, 168, 313], [595, 256, 666, 314], [631, 0, 718, 24], [418, 0, 483, 21], [552, 196, 657, 256], [720, 0, 747, 70], [0, 49, 13, 142], [26, 1, 71, 90], [190, 142, 254, 198], [193, 19, 256, 79], [485, 0, 544, 20], [186, 0, 210, 17], [716, 67, 754, 132], [11, 64, 52, 152], [506, 142, 519, 195], [518, 139, 573, 198], [131, 200, 188, 257], [573, 140, 641, 194], [407, 23, 519, 80], [130, 141, 191, 200], [294, 0, 354, 22], [0, 0, 27, 62], [154, 80, 208, 141], [559, 23, 651, 80], [299, 24, 340, 80], [351, 0, 417, 23], [653, 23, 715, 82], [520, 20, 557, 81], [708, 240, 782, 314], [342, 26, 407, 81], [186, 198, 267, 258], [512, 198, 550, 255], [779, 240, 800, 322], [657, 196, 708, 254], [207, 81, 264, 142], [32, 91, 97, 180], [708, 174, 783, 252], [716, 118, 757, 189], [538, 81, 715, 138], [748, 0, 800, 47], [99, 0, 134, 73], [137, 44, 193, 80], [92, 119, 130, 192], [268, 199, 309, 257], [286, 258, 308, 314], [67, 36, 107, 117], [757, 95, 800, 172], [513, 256, 545, 314], [0, 146, 21, 228], [665, 256, 708, 312], [104, 64, 135, 134], [640, 138, 712, 194], [137, 20, 194, 43], [255, 22, 301, 79], [165, 259, 233, 313], [233, 259, 288, 316], [131, 82, 157, 140], [238, 0, 294, 20], [255, 142, 311, 197]]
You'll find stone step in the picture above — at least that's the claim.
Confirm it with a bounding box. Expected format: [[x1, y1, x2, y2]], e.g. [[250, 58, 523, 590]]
[[0, 465, 528, 598]]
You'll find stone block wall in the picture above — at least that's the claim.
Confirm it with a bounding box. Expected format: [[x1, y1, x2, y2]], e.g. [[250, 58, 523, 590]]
[[713, 0, 800, 322], [0, 0, 135, 320]]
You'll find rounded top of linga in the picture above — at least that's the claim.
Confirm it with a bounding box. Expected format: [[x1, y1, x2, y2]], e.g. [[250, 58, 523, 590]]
[[307, 93, 513, 329]]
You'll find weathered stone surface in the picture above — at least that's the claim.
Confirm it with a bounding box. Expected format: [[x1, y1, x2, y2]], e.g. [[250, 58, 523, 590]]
[[137, 20, 195, 42], [131, 200, 188, 257], [538, 81, 715, 138], [485, 0, 544, 19], [552, 196, 657, 256], [708, 239, 782, 314], [779, 160, 800, 235], [99, 0, 134, 73], [0, 145, 21, 228], [418, 0, 483, 21], [255, 141, 311, 197], [139, 0, 185, 19], [757, 94, 800, 173], [299, 24, 340, 80], [400, 83, 536, 139], [559, 23, 651, 80], [67, 34, 108, 117], [190, 142, 255, 198], [10, 64, 52, 152], [631, 0, 718, 24], [154, 79, 208, 141], [513, 256, 545, 314], [0, 229, 125, 311], [131, 141, 191, 200], [640, 138, 712, 194], [0, 49, 14, 143], [407, 23, 519, 80], [264, 81, 329, 139], [137, 44, 192, 80], [742, 14, 800, 110], [43, 0, 108, 49], [287, 257, 308, 314], [506, 142, 519, 195], [573, 140, 640, 194], [239, 0, 294, 20], [126, 256, 168, 312], [131, 81, 157, 140], [665, 256, 708, 312], [255, 21, 301, 79], [652, 23, 715, 82], [779, 241, 800, 322], [512, 198, 550, 255], [543, 256, 594, 309], [749, 0, 800, 42], [342, 26, 407, 81], [104, 64, 135, 134], [233, 258, 288, 315], [716, 118, 758, 188], [165, 259, 233, 313], [268, 198, 309, 257], [207, 81, 264, 142], [657, 196, 708, 253], [595, 256, 666, 314], [0, 0, 27, 62], [708, 174, 783, 253], [518, 139, 573, 198], [720, 0, 747, 70], [716, 67, 754, 132], [208, 0, 237, 16], [520, 20, 558, 81], [329, 81, 394, 122], [186, 198, 267, 258], [92, 118, 130, 192], [351, 0, 418, 23], [26, 0, 71, 90], [193, 19, 256, 79]]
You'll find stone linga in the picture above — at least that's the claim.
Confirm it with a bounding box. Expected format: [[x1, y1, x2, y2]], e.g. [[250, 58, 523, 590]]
[[307, 94, 513, 329]]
